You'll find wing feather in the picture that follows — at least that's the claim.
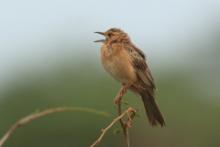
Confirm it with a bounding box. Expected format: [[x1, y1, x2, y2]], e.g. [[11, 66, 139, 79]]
[[126, 45, 155, 89]]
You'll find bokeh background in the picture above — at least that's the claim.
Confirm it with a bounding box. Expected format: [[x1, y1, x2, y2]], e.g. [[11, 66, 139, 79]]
[[1, 0, 220, 147]]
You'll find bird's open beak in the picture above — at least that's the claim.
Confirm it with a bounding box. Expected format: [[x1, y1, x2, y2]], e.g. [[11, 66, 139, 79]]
[[94, 32, 106, 43], [95, 32, 105, 35]]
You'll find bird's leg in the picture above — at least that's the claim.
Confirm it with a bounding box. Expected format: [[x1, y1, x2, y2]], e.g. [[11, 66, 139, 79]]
[[114, 83, 132, 105]]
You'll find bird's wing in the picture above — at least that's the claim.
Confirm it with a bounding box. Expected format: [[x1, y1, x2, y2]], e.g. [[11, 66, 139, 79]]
[[126, 45, 155, 89]]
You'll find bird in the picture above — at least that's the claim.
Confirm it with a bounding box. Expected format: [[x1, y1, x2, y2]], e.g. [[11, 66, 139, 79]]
[[94, 28, 165, 127]]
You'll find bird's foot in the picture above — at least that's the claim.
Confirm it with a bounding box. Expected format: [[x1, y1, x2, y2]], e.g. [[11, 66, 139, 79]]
[[114, 84, 131, 105]]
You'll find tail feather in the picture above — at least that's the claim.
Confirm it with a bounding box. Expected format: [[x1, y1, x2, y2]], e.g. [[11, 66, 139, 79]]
[[140, 92, 165, 127]]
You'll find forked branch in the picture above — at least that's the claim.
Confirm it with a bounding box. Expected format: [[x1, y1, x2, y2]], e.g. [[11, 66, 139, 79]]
[[91, 85, 136, 147], [90, 107, 136, 147]]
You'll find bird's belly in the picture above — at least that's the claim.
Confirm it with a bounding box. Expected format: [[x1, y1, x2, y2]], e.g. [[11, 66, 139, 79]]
[[101, 50, 137, 84]]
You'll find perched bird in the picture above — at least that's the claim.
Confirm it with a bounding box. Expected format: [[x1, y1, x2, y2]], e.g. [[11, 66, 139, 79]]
[[95, 28, 165, 127]]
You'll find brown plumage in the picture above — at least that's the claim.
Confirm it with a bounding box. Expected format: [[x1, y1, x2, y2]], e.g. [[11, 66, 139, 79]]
[[95, 28, 165, 127]]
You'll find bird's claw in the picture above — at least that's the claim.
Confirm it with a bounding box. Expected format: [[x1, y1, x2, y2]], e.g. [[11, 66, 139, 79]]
[[114, 84, 131, 105]]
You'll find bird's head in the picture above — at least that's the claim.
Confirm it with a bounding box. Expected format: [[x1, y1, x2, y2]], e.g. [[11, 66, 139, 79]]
[[95, 28, 130, 44]]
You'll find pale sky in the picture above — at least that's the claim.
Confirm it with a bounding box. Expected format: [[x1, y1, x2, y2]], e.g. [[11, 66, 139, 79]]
[[0, 0, 220, 89]]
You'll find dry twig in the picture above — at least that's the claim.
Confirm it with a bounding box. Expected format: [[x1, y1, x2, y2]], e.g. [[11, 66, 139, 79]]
[[0, 107, 109, 147], [90, 107, 136, 147], [115, 86, 131, 147], [91, 85, 136, 147]]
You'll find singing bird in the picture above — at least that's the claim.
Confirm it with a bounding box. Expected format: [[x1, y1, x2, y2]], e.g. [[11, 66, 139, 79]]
[[95, 28, 165, 126]]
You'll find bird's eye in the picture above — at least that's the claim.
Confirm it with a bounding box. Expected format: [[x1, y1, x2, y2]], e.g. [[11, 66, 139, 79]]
[[107, 33, 112, 37]]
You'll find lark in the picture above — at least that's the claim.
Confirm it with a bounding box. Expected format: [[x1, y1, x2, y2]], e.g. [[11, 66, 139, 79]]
[[95, 28, 165, 126]]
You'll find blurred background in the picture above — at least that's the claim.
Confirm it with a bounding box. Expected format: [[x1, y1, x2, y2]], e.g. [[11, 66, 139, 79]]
[[0, 0, 220, 147]]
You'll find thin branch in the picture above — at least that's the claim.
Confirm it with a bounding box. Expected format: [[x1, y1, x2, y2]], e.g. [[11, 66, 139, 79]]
[[90, 107, 136, 147], [0, 107, 110, 147], [115, 86, 130, 147]]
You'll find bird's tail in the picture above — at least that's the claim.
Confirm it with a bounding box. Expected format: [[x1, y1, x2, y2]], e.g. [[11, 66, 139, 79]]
[[140, 92, 165, 127]]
